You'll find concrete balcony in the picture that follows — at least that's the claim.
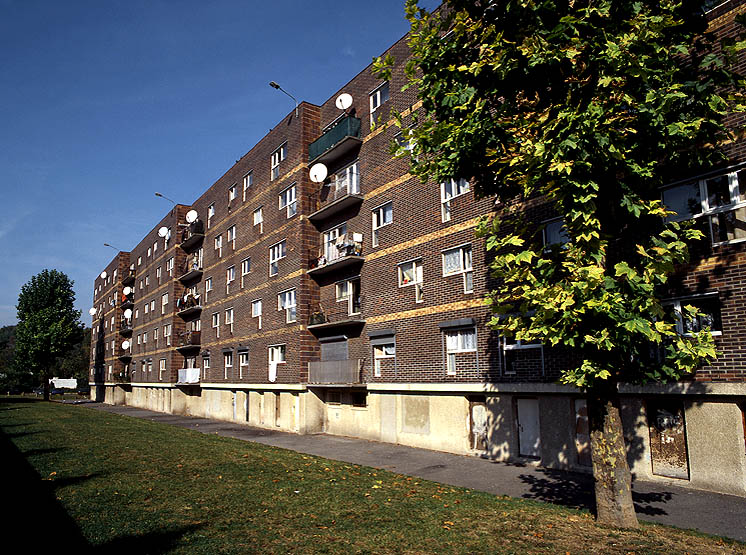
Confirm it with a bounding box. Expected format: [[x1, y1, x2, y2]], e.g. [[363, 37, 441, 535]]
[[308, 115, 362, 165], [308, 234, 364, 278], [176, 330, 201, 351], [308, 359, 362, 384], [122, 268, 136, 286], [180, 220, 205, 251]]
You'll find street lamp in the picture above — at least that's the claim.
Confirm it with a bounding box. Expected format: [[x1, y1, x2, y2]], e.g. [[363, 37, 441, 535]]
[[269, 81, 299, 117]]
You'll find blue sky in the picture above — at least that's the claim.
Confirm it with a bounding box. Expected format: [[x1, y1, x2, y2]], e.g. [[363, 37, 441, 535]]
[[0, 0, 438, 327]]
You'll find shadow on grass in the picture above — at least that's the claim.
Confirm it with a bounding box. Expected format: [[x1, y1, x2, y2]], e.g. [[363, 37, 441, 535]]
[[93, 525, 204, 554]]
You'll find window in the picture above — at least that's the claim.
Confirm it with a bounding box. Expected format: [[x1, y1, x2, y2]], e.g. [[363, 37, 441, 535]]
[[137, 256, 142, 266], [156, 266, 162, 284], [227, 225, 236, 249], [442, 245, 473, 293], [441, 178, 470, 222], [369, 81, 390, 125], [543, 218, 569, 248], [279, 184, 297, 217], [225, 307, 234, 333], [214, 235, 223, 258], [207, 203, 215, 228], [668, 295, 722, 336], [253, 207, 263, 233], [147, 359, 153, 373], [167, 257, 174, 277], [144, 302, 149, 315], [224, 352, 233, 379], [137, 333, 141, 346], [139, 279, 143, 291], [212, 312, 220, 338], [269, 240, 286, 276], [271, 143, 286, 181], [229, 184, 237, 204], [243, 171, 253, 201], [143, 330, 148, 344], [501, 337, 544, 376], [161, 293, 168, 314], [153, 241, 158, 254], [164, 324, 172, 346], [252, 299, 262, 329], [239, 351, 248, 379], [226, 265, 236, 293], [278, 289, 297, 323], [333, 161, 359, 197], [373, 343, 395, 378], [153, 327, 159, 346], [398, 259, 424, 302], [202, 355, 210, 380], [445, 327, 477, 375], [159, 358, 166, 381], [662, 169, 746, 245], [135, 308, 139, 319], [269, 344, 286, 365], [147, 247, 151, 257], [145, 274, 150, 287], [372, 202, 393, 247], [205, 277, 213, 302], [334, 278, 361, 314], [322, 224, 346, 263], [241, 258, 251, 287], [150, 299, 155, 312], [394, 129, 415, 156]]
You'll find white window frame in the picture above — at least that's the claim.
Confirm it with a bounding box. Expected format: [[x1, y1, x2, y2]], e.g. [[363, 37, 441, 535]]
[[226, 265, 236, 294], [227, 225, 236, 249], [229, 184, 237, 204], [279, 184, 297, 218], [214, 235, 223, 258], [164, 324, 172, 346], [204, 277, 213, 302], [156, 266, 162, 284], [207, 203, 215, 228], [161, 293, 168, 314], [322, 223, 346, 263], [167, 257, 174, 277], [212, 312, 220, 338], [398, 258, 424, 302], [278, 289, 297, 323], [269, 344, 286, 365], [440, 178, 470, 222], [666, 294, 722, 337], [251, 299, 262, 329], [225, 307, 234, 333], [241, 257, 251, 287], [333, 161, 359, 196], [445, 327, 477, 375], [224, 352, 233, 379], [442, 244, 473, 293], [243, 171, 253, 201], [369, 81, 390, 125], [239, 352, 248, 379], [372, 201, 392, 247], [159, 358, 166, 381], [373, 342, 395, 378], [253, 206, 263, 234], [269, 240, 286, 276], [271, 143, 286, 181]]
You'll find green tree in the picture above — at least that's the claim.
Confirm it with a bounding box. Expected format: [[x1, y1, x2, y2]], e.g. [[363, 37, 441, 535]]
[[379, 0, 745, 527], [15, 270, 83, 400]]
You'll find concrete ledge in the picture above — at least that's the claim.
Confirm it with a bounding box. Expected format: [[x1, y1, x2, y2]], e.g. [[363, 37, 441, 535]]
[[619, 382, 746, 396], [366, 382, 580, 394], [201, 382, 307, 391], [129, 382, 176, 388]]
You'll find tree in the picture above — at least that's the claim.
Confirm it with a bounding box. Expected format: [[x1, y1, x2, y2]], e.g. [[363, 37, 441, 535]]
[[378, 0, 745, 527], [15, 270, 83, 400]]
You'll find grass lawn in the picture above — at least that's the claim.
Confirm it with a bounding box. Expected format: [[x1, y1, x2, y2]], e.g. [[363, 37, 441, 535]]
[[1, 398, 743, 554]]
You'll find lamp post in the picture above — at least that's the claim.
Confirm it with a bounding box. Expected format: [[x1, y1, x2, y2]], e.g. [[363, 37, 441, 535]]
[[155, 192, 177, 206], [269, 81, 299, 117]]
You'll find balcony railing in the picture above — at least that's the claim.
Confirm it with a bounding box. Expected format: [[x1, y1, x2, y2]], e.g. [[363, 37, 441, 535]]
[[122, 268, 136, 286], [177, 368, 201, 384], [176, 330, 201, 350], [308, 359, 362, 384], [121, 295, 134, 308], [176, 291, 202, 317], [113, 370, 131, 384], [178, 258, 203, 282], [309, 177, 364, 223], [180, 220, 205, 250], [119, 319, 133, 335], [308, 115, 362, 163], [308, 233, 364, 276], [308, 297, 364, 331]]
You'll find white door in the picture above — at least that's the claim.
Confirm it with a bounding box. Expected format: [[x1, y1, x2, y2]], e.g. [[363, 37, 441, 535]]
[[517, 398, 541, 458]]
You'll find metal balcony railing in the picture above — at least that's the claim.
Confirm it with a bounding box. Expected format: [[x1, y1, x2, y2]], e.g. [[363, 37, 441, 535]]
[[308, 359, 362, 384], [308, 115, 361, 162], [177, 330, 201, 348], [180, 220, 205, 250], [309, 233, 363, 271], [308, 296, 364, 328]]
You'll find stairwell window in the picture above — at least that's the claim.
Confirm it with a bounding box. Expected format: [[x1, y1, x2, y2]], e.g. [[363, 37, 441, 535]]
[[225, 307, 234, 333], [269, 240, 286, 276], [442, 244, 473, 293], [240, 257, 251, 288], [167, 257, 174, 277], [441, 178, 470, 222], [253, 207, 263, 234], [243, 171, 253, 201], [252, 299, 262, 329], [278, 289, 297, 323], [271, 143, 286, 181], [227, 225, 236, 249], [164, 324, 172, 346], [372, 201, 393, 247], [279, 184, 297, 217], [212, 312, 220, 339], [398, 258, 423, 302], [369, 81, 390, 126], [226, 265, 235, 294], [161, 293, 168, 314], [204, 277, 213, 302]]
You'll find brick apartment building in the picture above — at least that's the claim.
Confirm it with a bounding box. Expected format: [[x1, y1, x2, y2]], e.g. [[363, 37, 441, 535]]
[[90, 1, 746, 496]]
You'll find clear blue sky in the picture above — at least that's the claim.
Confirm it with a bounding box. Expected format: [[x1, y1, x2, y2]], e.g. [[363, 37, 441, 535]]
[[0, 0, 438, 327]]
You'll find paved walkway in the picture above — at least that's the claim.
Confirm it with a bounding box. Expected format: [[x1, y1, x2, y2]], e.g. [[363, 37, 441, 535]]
[[87, 402, 746, 542]]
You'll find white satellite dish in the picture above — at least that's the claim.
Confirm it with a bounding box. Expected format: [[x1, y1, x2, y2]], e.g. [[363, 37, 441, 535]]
[[88, 307, 97, 316], [123, 286, 131, 296], [122, 340, 130, 350], [335, 93, 353, 111], [158, 226, 169, 238], [185, 210, 199, 224], [309, 163, 328, 183], [123, 308, 133, 319], [100, 271, 108, 279]]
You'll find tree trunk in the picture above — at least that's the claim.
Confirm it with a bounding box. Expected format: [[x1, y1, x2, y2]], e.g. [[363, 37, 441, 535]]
[[43, 376, 49, 402], [587, 386, 638, 528]]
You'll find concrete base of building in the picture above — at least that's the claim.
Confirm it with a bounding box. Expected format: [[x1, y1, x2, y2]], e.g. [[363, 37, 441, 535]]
[[91, 381, 746, 497]]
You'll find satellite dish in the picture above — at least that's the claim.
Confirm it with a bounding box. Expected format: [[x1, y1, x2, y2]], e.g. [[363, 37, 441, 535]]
[[123, 308, 132, 319], [122, 340, 130, 350], [158, 226, 169, 238], [100, 271, 108, 279], [123, 286, 131, 296], [335, 93, 353, 111], [185, 210, 198, 224], [88, 307, 97, 316], [309, 163, 328, 183]]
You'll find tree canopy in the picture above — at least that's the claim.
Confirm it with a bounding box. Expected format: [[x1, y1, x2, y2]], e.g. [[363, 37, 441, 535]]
[[15, 269, 83, 398], [378, 0, 745, 528]]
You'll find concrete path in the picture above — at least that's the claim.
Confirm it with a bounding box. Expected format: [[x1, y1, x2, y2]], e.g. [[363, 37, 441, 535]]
[[87, 402, 746, 543]]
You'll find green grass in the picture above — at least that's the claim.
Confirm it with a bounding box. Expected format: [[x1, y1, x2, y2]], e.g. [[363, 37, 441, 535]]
[[1, 398, 743, 554]]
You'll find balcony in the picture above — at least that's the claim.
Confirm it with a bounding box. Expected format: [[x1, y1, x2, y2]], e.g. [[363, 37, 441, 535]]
[[177, 368, 201, 385], [119, 319, 133, 336], [178, 258, 203, 283], [308, 359, 362, 384], [307, 297, 365, 333], [113, 370, 131, 384], [118, 350, 132, 361], [121, 295, 134, 309], [176, 330, 201, 351], [309, 178, 364, 224], [122, 268, 136, 286], [180, 220, 205, 250], [308, 115, 362, 165], [308, 234, 364, 277], [177, 298, 202, 319]]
